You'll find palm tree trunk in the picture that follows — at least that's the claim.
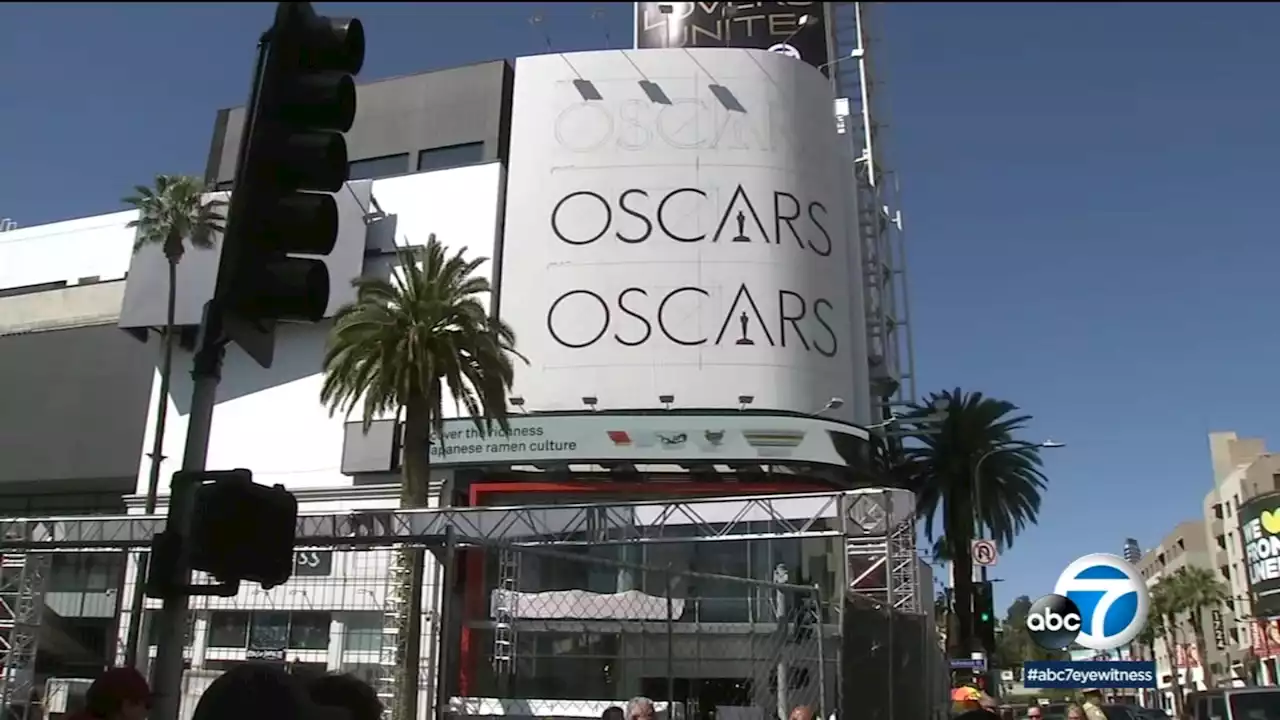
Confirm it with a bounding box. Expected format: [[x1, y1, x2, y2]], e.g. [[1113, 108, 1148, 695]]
[[394, 403, 431, 720], [123, 259, 179, 667], [1163, 623, 1185, 719], [949, 504, 977, 656], [1190, 610, 1213, 689]]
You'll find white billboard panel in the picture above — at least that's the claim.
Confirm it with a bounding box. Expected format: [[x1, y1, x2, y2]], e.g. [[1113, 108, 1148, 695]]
[[500, 48, 869, 423]]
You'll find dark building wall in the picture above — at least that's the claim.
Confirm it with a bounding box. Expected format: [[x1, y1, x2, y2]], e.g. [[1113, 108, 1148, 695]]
[[204, 60, 514, 185], [0, 325, 152, 496]]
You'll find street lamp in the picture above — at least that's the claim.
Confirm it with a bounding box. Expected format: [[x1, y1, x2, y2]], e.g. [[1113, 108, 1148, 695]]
[[972, 440, 1065, 582]]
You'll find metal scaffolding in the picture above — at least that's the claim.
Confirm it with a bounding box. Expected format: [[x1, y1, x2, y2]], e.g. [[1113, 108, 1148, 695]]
[[0, 552, 47, 720], [830, 2, 917, 418], [0, 489, 908, 551], [0, 489, 919, 609], [843, 490, 920, 614], [0, 489, 922, 720]]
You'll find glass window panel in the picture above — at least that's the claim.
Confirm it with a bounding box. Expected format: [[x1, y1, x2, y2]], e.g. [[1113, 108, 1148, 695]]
[[288, 611, 332, 650], [417, 143, 484, 172], [249, 611, 289, 651], [348, 154, 409, 181], [207, 611, 250, 648], [47, 555, 81, 592], [344, 612, 383, 653], [85, 554, 120, 591], [340, 663, 382, 688], [511, 657, 616, 700], [145, 610, 195, 646]]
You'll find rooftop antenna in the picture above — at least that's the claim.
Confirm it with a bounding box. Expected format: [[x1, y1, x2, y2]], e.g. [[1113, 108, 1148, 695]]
[[529, 14, 555, 53], [591, 8, 614, 49]]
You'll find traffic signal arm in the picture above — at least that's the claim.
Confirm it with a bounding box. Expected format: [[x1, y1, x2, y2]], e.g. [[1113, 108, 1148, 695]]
[[214, 2, 365, 368]]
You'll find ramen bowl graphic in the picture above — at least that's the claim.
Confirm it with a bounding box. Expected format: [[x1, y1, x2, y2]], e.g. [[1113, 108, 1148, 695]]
[[741, 430, 806, 457]]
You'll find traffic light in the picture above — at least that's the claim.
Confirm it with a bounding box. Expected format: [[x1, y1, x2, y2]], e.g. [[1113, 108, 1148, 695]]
[[973, 580, 997, 653], [187, 470, 299, 589], [215, 1, 365, 368]]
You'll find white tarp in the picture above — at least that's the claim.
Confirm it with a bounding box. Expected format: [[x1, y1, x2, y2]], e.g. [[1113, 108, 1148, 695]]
[[490, 588, 685, 621]]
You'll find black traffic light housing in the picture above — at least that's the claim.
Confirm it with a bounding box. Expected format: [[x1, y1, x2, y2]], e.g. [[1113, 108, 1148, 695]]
[[214, 2, 365, 368], [145, 469, 299, 599], [188, 470, 299, 589], [973, 580, 997, 653]]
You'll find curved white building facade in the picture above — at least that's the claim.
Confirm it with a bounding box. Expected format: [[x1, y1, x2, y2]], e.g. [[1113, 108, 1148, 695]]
[[499, 48, 871, 425]]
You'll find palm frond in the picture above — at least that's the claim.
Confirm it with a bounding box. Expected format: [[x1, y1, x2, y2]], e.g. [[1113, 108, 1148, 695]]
[[123, 174, 226, 261], [898, 388, 1051, 552], [320, 234, 527, 443]]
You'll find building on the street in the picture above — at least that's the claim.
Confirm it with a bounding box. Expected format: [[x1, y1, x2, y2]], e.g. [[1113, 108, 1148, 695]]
[[1, 5, 936, 720], [0, 213, 161, 693], [1136, 520, 1225, 707], [1123, 538, 1142, 565], [1202, 431, 1280, 686]]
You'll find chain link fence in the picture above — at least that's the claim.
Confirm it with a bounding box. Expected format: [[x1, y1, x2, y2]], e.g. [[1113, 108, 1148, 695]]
[[2, 540, 947, 720], [449, 540, 833, 720], [840, 592, 949, 720]]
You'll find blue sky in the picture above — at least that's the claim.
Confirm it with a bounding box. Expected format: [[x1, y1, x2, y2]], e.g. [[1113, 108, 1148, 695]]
[[5, 3, 1280, 610]]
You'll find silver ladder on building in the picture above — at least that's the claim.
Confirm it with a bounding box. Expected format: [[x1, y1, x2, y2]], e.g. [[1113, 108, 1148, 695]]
[[0, 552, 48, 720], [491, 547, 520, 680], [377, 548, 412, 717], [829, 2, 916, 417]]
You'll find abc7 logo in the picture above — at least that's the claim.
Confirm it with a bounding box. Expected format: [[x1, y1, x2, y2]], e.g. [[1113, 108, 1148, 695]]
[[1025, 595, 1084, 651]]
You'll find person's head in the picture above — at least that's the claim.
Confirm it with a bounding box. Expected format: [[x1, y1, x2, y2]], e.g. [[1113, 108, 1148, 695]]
[[1066, 704, 1086, 720], [789, 706, 815, 720], [308, 673, 383, 720], [193, 663, 343, 720], [84, 667, 151, 720], [603, 707, 625, 720], [1027, 706, 1043, 720], [626, 697, 656, 720]]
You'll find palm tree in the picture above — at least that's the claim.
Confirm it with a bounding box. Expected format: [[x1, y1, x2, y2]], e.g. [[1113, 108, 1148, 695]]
[[320, 236, 524, 720], [120, 175, 226, 665], [1168, 565, 1230, 689], [898, 388, 1050, 657], [1134, 608, 1164, 707], [1152, 579, 1186, 718]]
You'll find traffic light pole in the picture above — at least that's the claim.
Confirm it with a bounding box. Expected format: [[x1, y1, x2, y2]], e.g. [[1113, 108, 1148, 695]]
[[149, 308, 228, 720], [148, 19, 274, 720]]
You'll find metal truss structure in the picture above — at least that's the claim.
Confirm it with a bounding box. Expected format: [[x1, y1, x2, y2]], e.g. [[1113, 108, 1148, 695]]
[[0, 552, 47, 720], [0, 489, 912, 551], [844, 492, 920, 613], [0, 489, 921, 720], [830, 2, 917, 417]]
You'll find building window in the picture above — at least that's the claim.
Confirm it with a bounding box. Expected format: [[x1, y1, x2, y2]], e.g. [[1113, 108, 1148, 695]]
[[209, 611, 332, 651], [348, 154, 410, 181], [47, 554, 122, 592], [1213, 503, 1224, 520], [417, 142, 484, 172], [1220, 565, 1231, 580], [288, 611, 332, 650], [340, 663, 382, 688], [250, 612, 291, 653], [1217, 534, 1227, 550], [208, 611, 252, 648], [214, 180, 234, 192], [144, 610, 195, 646], [343, 612, 384, 653]]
